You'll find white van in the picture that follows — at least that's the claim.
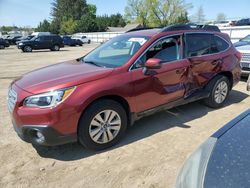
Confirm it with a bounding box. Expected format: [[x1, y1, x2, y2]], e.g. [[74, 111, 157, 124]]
[[71, 33, 91, 44]]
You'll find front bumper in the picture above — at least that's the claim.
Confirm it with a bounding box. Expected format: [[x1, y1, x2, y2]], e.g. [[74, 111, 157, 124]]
[[8, 83, 81, 146], [13, 122, 77, 146]]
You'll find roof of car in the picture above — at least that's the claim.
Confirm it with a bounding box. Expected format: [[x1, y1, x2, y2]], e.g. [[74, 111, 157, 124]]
[[124, 24, 221, 38], [204, 109, 250, 187], [125, 28, 161, 37]]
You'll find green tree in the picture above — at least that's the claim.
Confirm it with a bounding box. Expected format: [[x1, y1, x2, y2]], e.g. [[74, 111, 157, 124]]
[[76, 15, 98, 32], [124, 0, 149, 26], [109, 13, 126, 27], [50, 0, 88, 33], [60, 18, 77, 34], [125, 0, 190, 27], [35, 19, 51, 32]]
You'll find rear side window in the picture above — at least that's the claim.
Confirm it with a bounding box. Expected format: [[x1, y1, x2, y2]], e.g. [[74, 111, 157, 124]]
[[212, 36, 229, 52], [185, 34, 212, 57], [185, 33, 229, 57]]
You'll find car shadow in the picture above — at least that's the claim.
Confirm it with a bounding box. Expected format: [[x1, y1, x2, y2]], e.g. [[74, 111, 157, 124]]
[[26, 49, 70, 53], [34, 89, 249, 161]]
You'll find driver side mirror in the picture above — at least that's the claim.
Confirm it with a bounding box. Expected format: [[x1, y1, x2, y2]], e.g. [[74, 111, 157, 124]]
[[145, 58, 162, 69], [143, 58, 162, 75]]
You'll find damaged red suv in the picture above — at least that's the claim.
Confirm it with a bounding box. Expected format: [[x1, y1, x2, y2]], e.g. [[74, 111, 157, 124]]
[[8, 24, 241, 150]]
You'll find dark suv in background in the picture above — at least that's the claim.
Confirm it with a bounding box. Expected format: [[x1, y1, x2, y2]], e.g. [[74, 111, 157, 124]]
[[17, 34, 64, 52], [0, 38, 10, 49]]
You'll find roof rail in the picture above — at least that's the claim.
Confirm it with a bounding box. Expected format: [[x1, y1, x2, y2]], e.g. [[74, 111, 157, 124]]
[[161, 24, 220, 32], [126, 27, 160, 33]]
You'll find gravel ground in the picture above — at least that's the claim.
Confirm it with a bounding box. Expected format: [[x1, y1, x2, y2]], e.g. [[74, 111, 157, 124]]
[[0, 45, 249, 188]]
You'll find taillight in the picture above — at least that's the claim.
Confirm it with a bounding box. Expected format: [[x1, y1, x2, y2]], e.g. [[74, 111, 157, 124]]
[[235, 50, 242, 61]]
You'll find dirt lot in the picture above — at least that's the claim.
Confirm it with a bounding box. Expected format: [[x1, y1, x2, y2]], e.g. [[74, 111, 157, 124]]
[[0, 45, 249, 188]]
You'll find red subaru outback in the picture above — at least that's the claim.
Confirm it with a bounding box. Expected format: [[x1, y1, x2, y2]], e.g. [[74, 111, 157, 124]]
[[8, 24, 241, 150]]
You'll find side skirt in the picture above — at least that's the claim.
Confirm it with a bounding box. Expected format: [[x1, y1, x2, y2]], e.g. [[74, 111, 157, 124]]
[[130, 90, 209, 125]]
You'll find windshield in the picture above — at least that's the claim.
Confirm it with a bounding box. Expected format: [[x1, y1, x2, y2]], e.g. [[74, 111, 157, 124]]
[[241, 35, 250, 42], [31, 36, 38, 41], [83, 35, 149, 68]]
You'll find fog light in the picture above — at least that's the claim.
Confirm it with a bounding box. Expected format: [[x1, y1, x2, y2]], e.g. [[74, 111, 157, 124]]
[[36, 131, 45, 143]]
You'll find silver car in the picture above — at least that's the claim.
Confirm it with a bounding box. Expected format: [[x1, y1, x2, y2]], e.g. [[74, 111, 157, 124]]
[[236, 45, 250, 76]]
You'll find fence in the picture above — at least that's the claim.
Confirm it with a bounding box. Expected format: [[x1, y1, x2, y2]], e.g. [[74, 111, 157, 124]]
[[74, 32, 124, 43], [76, 26, 250, 43], [219, 26, 250, 43]]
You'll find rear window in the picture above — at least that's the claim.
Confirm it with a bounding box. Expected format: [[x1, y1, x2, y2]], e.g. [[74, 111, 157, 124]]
[[186, 33, 212, 57], [185, 33, 229, 57], [213, 36, 229, 52]]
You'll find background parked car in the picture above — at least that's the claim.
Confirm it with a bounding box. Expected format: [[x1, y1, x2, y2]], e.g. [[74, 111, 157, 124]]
[[17, 34, 64, 52], [62, 36, 83, 46], [235, 44, 250, 76], [72, 34, 91, 44], [234, 34, 250, 47], [212, 20, 233, 27], [6, 35, 22, 45], [236, 18, 250, 26], [176, 109, 250, 188], [16, 35, 34, 44], [0, 38, 10, 49]]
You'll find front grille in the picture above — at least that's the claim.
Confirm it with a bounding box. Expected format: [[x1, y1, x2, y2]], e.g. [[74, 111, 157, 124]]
[[7, 88, 17, 112], [241, 62, 250, 68], [241, 53, 250, 63]]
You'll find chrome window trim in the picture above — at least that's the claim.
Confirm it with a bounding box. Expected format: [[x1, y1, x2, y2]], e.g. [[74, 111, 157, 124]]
[[184, 32, 232, 58], [128, 34, 183, 71]]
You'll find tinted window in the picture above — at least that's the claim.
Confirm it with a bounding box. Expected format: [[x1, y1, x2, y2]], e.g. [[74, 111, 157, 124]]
[[134, 35, 181, 68], [186, 34, 212, 57], [213, 36, 229, 52]]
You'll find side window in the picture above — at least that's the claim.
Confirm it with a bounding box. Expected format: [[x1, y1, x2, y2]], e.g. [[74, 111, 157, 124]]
[[213, 36, 229, 52], [185, 33, 212, 57], [44, 36, 51, 41], [135, 35, 181, 68]]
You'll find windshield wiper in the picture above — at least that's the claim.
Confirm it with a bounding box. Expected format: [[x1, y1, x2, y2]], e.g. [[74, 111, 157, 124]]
[[84, 61, 103, 67]]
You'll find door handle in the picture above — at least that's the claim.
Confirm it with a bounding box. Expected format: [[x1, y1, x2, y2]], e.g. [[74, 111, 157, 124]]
[[212, 59, 223, 65], [176, 68, 186, 74]]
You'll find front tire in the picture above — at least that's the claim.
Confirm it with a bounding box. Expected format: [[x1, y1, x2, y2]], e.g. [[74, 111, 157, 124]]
[[0, 44, 5, 49], [78, 99, 127, 150], [23, 45, 32, 52], [204, 75, 230, 108]]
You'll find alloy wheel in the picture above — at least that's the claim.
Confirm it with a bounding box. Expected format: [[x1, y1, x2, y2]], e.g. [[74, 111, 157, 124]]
[[214, 81, 228, 104], [89, 110, 121, 144]]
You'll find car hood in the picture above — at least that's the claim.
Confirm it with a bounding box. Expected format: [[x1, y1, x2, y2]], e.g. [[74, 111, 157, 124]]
[[233, 41, 249, 47], [14, 60, 113, 94], [236, 44, 250, 53], [17, 40, 32, 44]]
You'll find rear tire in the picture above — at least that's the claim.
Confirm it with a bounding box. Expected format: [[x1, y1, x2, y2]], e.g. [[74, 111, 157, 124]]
[[78, 99, 127, 150], [203, 75, 230, 108], [51, 44, 60, 51], [0, 44, 5, 49]]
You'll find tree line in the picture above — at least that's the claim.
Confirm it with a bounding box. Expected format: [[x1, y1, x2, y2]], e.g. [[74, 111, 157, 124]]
[[36, 0, 126, 34], [1, 0, 229, 35]]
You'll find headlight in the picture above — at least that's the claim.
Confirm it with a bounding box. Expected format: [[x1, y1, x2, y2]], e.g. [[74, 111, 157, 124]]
[[18, 42, 23, 45], [175, 137, 217, 188], [23, 87, 75, 108]]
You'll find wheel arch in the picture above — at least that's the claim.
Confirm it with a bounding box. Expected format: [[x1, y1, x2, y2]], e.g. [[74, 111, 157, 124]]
[[218, 71, 233, 90], [77, 94, 132, 135]]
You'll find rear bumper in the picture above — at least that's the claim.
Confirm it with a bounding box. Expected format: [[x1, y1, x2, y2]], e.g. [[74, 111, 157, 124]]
[[13, 122, 77, 146]]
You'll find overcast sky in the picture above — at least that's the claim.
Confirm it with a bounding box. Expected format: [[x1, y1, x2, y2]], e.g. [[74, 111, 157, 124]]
[[0, 0, 249, 27]]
